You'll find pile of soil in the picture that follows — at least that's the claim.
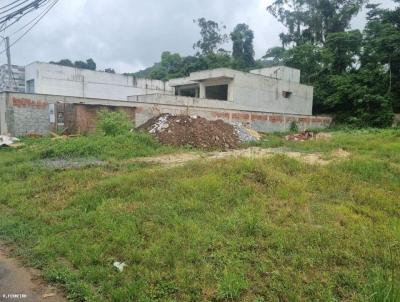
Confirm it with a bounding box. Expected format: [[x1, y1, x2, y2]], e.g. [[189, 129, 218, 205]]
[[139, 114, 241, 150]]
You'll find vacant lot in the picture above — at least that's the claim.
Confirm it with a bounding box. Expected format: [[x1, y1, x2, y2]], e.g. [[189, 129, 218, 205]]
[[0, 129, 399, 301]]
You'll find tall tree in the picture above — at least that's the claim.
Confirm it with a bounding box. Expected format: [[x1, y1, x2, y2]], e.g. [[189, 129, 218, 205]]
[[267, 0, 367, 46], [193, 18, 228, 55], [362, 3, 400, 111], [230, 23, 255, 68]]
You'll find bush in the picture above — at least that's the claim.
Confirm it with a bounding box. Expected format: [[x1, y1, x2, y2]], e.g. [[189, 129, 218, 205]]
[[97, 110, 132, 136], [290, 121, 299, 133]]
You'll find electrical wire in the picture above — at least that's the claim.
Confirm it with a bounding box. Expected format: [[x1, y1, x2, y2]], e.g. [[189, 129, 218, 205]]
[[0, 0, 49, 26], [0, 0, 27, 11], [0, 0, 58, 55], [1, 0, 50, 32]]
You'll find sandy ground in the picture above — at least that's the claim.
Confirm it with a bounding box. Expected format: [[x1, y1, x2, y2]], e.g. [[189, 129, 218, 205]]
[[0, 246, 66, 302], [134, 147, 350, 167]]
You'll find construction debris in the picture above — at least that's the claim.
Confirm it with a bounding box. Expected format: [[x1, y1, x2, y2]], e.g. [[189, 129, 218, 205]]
[[113, 262, 127, 272], [231, 122, 261, 142], [285, 131, 333, 142], [285, 130, 315, 142], [0, 135, 22, 148], [139, 114, 259, 150]]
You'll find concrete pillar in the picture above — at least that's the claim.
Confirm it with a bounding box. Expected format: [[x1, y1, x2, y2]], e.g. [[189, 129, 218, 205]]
[[199, 82, 206, 99], [0, 93, 8, 135]]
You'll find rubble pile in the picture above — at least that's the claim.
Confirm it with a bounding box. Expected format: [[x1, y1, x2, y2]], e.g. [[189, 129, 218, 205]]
[[0, 135, 22, 148], [285, 130, 315, 142], [232, 122, 261, 142], [285, 131, 333, 142], [139, 114, 259, 149]]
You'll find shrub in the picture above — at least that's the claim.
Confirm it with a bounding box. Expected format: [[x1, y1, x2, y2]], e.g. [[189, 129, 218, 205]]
[[97, 110, 132, 136], [290, 121, 299, 133]]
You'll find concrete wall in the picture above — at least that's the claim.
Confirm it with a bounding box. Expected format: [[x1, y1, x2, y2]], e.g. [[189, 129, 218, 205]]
[[25, 62, 174, 101], [231, 71, 313, 115], [2, 92, 136, 136], [250, 66, 301, 83], [174, 68, 313, 116], [130, 94, 331, 132], [0, 92, 7, 134]]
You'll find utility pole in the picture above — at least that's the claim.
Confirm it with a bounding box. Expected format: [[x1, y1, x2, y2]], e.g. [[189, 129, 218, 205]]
[[5, 37, 13, 91]]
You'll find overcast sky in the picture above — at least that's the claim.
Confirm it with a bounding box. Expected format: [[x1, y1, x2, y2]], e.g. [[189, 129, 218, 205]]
[[2, 0, 397, 73]]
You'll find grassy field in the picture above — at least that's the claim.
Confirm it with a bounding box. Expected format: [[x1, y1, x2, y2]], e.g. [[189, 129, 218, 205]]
[[0, 129, 399, 301]]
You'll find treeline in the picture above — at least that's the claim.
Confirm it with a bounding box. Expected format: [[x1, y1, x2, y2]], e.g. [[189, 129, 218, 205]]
[[132, 19, 262, 80], [50, 58, 97, 71], [134, 1, 400, 127]]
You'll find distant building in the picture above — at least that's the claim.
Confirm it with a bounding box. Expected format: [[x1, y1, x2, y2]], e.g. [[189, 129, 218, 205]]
[[131, 66, 328, 132], [0, 64, 25, 92], [25, 62, 174, 100]]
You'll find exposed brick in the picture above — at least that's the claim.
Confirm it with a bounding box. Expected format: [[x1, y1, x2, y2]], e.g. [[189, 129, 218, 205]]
[[232, 113, 250, 120], [214, 112, 230, 119], [312, 117, 322, 123], [269, 115, 284, 123], [251, 114, 269, 121], [299, 117, 311, 123], [12, 97, 48, 109]]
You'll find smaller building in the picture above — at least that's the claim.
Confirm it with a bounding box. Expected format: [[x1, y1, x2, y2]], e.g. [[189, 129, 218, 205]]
[[0, 64, 25, 92]]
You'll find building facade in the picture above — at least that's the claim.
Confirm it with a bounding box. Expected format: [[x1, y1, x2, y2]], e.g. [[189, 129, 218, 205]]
[[0, 64, 25, 92], [25, 62, 174, 101], [130, 67, 326, 132]]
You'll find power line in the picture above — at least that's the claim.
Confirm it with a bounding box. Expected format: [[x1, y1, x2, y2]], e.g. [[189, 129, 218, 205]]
[[0, 0, 49, 25], [0, 0, 26, 11], [0, 0, 58, 55], [0, 0, 50, 32], [0, 0, 30, 16]]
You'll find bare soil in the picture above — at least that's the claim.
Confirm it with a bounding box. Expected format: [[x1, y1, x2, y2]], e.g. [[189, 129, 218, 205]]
[[134, 147, 351, 167], [0, 245, 66, 302], [139, 114, 241, 150]]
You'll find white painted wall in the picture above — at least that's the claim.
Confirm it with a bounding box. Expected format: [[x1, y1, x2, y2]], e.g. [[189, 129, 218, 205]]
[[25, 62, 174, 101]]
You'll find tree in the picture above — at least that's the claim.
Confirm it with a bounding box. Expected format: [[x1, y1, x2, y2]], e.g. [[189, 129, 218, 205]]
[[263, 46, 286, 65], [323, 30, 362, 74], [267, 0, 367, 46], [230, 23, 255, 68], [104, 68, 116, 74], [75, 58, 96, 71], [86, 58, 97, 71], [193, 18, 228, 55], [362, 3, 400, 111], [50, 58, 97, 71], [50, 59, 74, 68]]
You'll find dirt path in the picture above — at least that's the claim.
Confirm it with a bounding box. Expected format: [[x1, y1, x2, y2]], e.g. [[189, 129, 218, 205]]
[[0, 246, 66, 302], [134, 147, 350, 167]]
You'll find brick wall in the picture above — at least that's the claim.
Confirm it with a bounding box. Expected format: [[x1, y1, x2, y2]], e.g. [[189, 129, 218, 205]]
[[73, 104, 135, 134], [4, 94, 136, 136], [134, 103, 332, 133], [10, 97, 51, 136]]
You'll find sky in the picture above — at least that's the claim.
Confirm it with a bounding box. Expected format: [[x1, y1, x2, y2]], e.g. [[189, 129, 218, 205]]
[[2, 0, 397, 73]]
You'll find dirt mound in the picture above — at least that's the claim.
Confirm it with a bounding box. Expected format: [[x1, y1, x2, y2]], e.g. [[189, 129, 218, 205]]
[[139, 114, 241, 150]]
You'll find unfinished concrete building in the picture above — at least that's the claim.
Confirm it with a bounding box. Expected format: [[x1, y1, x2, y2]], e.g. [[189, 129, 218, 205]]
[[25, 62, 174, 100], [131, 66, 330, 132], [0, 64, 331, 137]]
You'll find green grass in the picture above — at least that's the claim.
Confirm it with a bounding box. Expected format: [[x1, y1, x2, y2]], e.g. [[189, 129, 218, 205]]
[[0, 129, 399, 301]]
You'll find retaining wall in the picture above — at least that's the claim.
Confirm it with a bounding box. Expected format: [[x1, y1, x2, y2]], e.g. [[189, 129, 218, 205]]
[[130, 94, 332, 132]]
